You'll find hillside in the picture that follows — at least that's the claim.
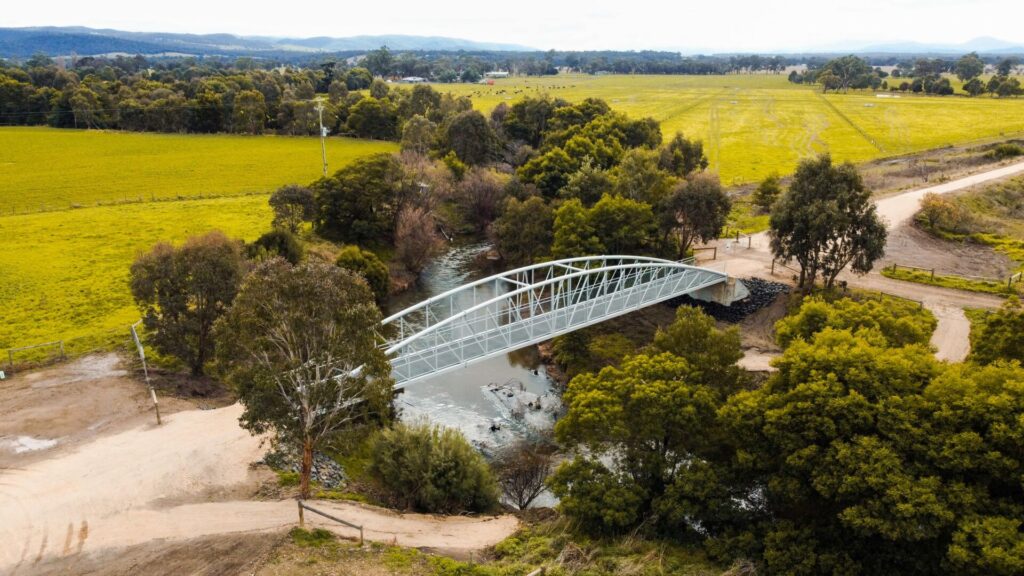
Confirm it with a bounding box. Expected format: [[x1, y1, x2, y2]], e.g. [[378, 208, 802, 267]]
[[0, 26, 533, 58]]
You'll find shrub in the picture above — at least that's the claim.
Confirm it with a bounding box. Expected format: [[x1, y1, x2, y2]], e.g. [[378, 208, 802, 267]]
[[775, 295, 937, 349], [335, 245, 389, 304], [988, 143, 1024, 160], [369, 422, 499, 514], [493, 441, 554, 510], [247, 229, 303, 264]]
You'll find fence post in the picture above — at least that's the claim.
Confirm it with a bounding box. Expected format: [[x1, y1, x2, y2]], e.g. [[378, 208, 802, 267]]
[[59, 341, 65, 360], [771, 260, 776, 275], [7, 350, 12, 372], [712, 246, 717, 260], [930, 269, 935, 280], [298, 500, 305, 528]]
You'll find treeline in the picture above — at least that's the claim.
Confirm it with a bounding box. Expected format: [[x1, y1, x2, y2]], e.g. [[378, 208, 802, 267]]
[[791, 53, 1022, 96], [0, 53, 475, 135]]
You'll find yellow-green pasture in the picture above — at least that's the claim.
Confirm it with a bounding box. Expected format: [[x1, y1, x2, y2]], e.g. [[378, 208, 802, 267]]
[[434, 74, 1024, 185], [0, 195, 271, 354], [0, 128, 397, 215]]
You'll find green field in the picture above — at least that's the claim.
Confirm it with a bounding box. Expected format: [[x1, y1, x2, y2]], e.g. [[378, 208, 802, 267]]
[[0, 128, 397, 215], [0, 196, 271, 355], [433, 74, 1024, 185], [0, 131, 397, 356]]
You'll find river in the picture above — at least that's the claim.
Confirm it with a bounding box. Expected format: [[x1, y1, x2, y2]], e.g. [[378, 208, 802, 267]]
[[387, 243, 562, 454]]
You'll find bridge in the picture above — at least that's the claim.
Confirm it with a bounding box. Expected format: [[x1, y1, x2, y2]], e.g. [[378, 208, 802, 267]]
[[380, 255, 743, 389]]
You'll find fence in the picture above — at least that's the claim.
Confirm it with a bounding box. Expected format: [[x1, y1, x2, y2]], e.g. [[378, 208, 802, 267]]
[[6, 340, 65, 372], [888, 262, 1023, 292], [297, 501, 364, 544]]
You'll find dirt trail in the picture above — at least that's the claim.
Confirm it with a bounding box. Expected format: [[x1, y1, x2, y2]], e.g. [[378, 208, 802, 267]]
[[0, 389, 518, 572], [711, 160, 1024, 360]]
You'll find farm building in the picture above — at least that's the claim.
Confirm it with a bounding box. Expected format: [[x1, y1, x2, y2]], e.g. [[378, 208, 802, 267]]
[[485, 70, 510, 78], [399, 76, 428, 83]]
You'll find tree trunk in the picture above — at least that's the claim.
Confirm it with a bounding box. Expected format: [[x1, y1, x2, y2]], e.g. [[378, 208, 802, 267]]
[[300, 436, 314, 500]]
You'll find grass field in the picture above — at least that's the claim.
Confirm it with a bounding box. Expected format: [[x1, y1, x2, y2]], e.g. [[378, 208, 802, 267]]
[[433, 74, 1024, 185], [0, 131, 397, 356], [0, 128, 397, 215], [0, 196, 272, 355]]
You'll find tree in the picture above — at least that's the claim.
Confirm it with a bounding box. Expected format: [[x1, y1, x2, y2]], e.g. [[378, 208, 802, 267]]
[[551, 198, 603, 259], [345, 97, 397, 140], [588, 194, 658, 255], [269, 184, 316, 233], [769, 154, 887, 290], [969, 297, 1024, 365], [659, 132, 709, 177], [441, 110, 496, 165], [394, 205, 444, 274], [752, 173, 783, 212], [335, 245, 389, 304], [955, 52, 985, 82], [491, 196, 554, 265], [400, 114, 436, 155], [963, 78, 986, 97], [494, 441, 554, 510], [247, 229, 303, 264], [314, 153, 406, 244], [715, 328, 1024, 575], [611, 148, 675, 205], [652, 305, 745, 394], [363, 47, 394, 77], [455, 167, 506, 233], [550, 351, 725, 535], [559, 159, 613, 206], [996, 57, 1019, 77], [213, 259, 393, 499], [502, 95, 564, 147], [231, 89, 266, 134], [661, 173, 731, 257], [345, 67, 373, 90], [130, 231, 245, 376], [517, 146, 577, 197]]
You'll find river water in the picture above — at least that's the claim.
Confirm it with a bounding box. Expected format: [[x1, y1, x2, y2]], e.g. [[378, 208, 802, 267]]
[[387, 243, 562, 454]]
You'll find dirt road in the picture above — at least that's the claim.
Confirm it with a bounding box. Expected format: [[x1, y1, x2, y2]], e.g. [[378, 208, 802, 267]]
[[713, 159, 1024, 361], [0, 374, 518, 572]]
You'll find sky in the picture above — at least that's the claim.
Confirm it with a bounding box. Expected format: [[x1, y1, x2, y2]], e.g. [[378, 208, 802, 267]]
[[4, 0, 1023, 52]]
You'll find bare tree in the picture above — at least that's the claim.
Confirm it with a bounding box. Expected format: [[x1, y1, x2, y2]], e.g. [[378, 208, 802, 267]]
[[494, 441, 554, 510], [213, 259, 393, 498], [395, 205, 445, 274], [457, 167, 507, 233]]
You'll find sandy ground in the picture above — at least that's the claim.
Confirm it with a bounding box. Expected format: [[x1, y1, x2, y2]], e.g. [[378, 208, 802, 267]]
[[0, 359, 519, 573], [0, 354, 200, 468], [713, 159, 1024, 362]]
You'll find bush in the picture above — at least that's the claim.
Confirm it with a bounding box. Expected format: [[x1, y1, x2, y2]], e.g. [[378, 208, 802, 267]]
[[247, 229, 303, 264], [335, 245, 389, 304], [988, 143, 1024, 160], [368, 422, 499, 514], [775, 295, 937, 349]]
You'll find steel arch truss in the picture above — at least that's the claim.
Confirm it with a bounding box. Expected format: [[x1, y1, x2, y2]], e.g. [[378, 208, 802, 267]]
[[381, 256, 727, 389]]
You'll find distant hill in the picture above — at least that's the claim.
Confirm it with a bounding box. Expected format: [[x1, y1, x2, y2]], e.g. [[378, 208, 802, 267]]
[[0, 26, 534, 58], [858, 37, 1024, 55]]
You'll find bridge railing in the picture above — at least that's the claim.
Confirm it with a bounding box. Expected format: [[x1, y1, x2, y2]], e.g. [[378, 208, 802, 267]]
[[382, 257, 726, 387]]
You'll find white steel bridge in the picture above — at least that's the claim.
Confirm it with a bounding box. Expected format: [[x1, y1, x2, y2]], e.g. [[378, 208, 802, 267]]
[[380, 255, 734, 389]]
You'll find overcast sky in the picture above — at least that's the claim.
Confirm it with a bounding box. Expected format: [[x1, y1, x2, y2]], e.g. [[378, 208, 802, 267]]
[[5, 0, 1022, 52]]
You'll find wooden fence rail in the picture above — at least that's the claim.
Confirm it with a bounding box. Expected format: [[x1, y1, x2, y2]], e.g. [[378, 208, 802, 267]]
[[298, 501, 364, 545], [6, 340, 65, 371]]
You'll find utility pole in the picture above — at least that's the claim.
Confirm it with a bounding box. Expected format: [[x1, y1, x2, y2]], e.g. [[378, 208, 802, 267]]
[[316, 99, 329, 177]]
